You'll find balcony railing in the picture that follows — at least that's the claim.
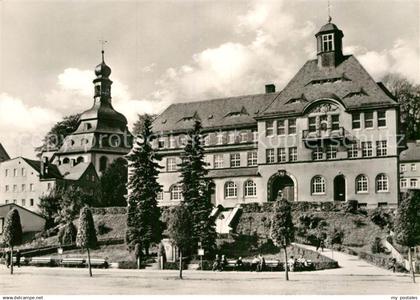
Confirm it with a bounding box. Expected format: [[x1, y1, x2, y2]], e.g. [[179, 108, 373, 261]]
[[302, 127, 355, 147]]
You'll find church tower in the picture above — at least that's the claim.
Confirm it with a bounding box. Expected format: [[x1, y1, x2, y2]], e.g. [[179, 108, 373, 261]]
[[55, 51, 132, 176], [315, 19, 344, 68]]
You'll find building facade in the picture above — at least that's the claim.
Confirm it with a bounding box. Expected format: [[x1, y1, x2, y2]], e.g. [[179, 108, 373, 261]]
[[0, 157, 99, 213], [399, 140, 420, 191], [152, 21, 400, 209]]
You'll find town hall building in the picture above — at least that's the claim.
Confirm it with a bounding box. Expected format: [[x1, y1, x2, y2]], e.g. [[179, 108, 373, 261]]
[[152, 20, 400, 209]]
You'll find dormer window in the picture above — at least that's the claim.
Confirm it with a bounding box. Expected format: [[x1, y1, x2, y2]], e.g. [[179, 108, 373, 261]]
[[322, 34, 334, 51]]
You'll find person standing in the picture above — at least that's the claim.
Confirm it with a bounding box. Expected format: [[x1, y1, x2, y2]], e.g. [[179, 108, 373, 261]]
[[5, 250, 11, 268], [15, 249, 21, 268]]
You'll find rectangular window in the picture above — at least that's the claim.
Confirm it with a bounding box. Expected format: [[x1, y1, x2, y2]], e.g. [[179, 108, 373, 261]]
[[5, 185, 9, 192], [30, 184, 34, 192], [288, 119, 296, 134], [348, 144, 358, 158], [247, 152, 258, 166], [217, 133, 224, 145], [352, 113, 361, 129], [157, 137, 165, 149], [400, 178, 407, 188], [166, 158, 177, 172], [362, 141, 373, 157], [266, 149, 275, 163], [331, 114, 340, 130], [228, 131, 236, 144], [377, 110, 386, 127], [5, 169, 8, 177], [21, 199, 25, 206], [21, 168, 26, 177], [364, 112, 374, 128], [13, 199, 17, 204], [308, 117, 316, 132], [13, 168, 17, 177], [47, 183, 52, 190], [30, 199, 34, 206], [156, 192, 163, 201], [289, 147, 298, 162], [277, 148, 286, 163], [21, 184, 25, 192], [326, 145, 337, 160], [312, 148, 323, 160], [411, 164, 417, 171], [322, 34, 334, 51], [13, 185, 17, 192], [252, 130, 258, 142], [240, 131, 248, 143], [400, 164, 406, 172], [169, 136, 176, 148], [266, 120, 274, 136], [214, 154, 224, 169], [376, 141, 387, 156], [277, 120, 285, 135], [410, 179, 418, 188], [230, 153, 241, 167], [5, 200, 9, 204]]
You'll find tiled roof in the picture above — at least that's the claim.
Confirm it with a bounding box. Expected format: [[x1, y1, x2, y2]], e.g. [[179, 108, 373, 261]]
[[0, 143, 10, 162], [260, 55, 397, 116], [59, 162, 93, 181], [22, 158, 62, 180], [400, 141, 420, 162], [206, 167, 260, 179], [153, 93, 277, 133]]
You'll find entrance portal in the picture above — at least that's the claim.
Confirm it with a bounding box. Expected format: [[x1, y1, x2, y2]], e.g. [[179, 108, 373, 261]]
[[268, 173, 295, 202], [334, 175, 346, 201]]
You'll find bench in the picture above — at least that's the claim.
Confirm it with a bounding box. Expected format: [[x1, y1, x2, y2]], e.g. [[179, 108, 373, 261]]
[[89, 258, 108, 268], [265, 260, 280, 271], [30, 257, 53, 266], [61, 257, 85, 268]]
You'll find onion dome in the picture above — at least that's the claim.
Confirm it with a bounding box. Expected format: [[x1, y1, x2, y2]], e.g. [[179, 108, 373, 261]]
[[94, 50, 111, 78]]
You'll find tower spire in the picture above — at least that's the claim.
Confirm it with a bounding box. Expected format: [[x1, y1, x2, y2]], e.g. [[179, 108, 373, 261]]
[[99, 39, 108, 62], [328, 0, 332, 23]]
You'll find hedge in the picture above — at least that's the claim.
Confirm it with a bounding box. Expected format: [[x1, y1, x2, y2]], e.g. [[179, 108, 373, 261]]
[[90, 207, 127, 215], [358, 251, 407, 272]]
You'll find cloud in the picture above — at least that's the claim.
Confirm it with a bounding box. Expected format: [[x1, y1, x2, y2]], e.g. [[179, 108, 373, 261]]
[[0, 93, 61, 158], [347, 39, 420, 84], [153, 0, 316, 103]]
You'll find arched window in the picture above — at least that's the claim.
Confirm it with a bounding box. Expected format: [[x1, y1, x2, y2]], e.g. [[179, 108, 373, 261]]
[[99, 156, 108, 172], [84, 123, 92, 131], [225, 181, 237, 198], [376, 173, 389, 192], [311, 176, 326, 195], [244, 180, 257, 197], [170, 185, 183, 201], [63, 158, 70, 164], [356, 175, 368, 193], [77, 156, 84, 164]]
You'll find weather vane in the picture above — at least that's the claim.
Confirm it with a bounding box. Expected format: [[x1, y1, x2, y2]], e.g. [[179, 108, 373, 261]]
[[328, 0, 332, 23], [99, 39, 108, 61]]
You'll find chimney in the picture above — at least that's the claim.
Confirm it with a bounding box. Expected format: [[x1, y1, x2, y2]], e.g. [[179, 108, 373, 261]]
[[265, 84, 276, 94]]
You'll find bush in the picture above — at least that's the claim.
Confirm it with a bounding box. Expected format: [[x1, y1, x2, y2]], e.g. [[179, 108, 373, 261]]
[[96, 221, 112, 235], [369, 208, 393, 229], [344, 200, 358, 214], [58, 223, 77, 245], [371, 237, 384, 254]]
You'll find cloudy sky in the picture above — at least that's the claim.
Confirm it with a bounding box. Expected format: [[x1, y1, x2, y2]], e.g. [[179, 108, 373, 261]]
[[0, 0, 419, 159]]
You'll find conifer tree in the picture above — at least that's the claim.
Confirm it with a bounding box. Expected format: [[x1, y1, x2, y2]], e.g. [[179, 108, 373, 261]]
[[179, 120, 216, 256], [271, 198, 295, 281], [76, 206, 97, 277], [126, 116, 162, 269], [394, 191, 420, 283], [2, 208, 23, 275]]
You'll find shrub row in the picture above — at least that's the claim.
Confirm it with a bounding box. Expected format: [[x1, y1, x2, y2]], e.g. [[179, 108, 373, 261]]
[[358, 251, 407, 273], [239, 201, 351, 214], [90, 207, 127, 215]]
